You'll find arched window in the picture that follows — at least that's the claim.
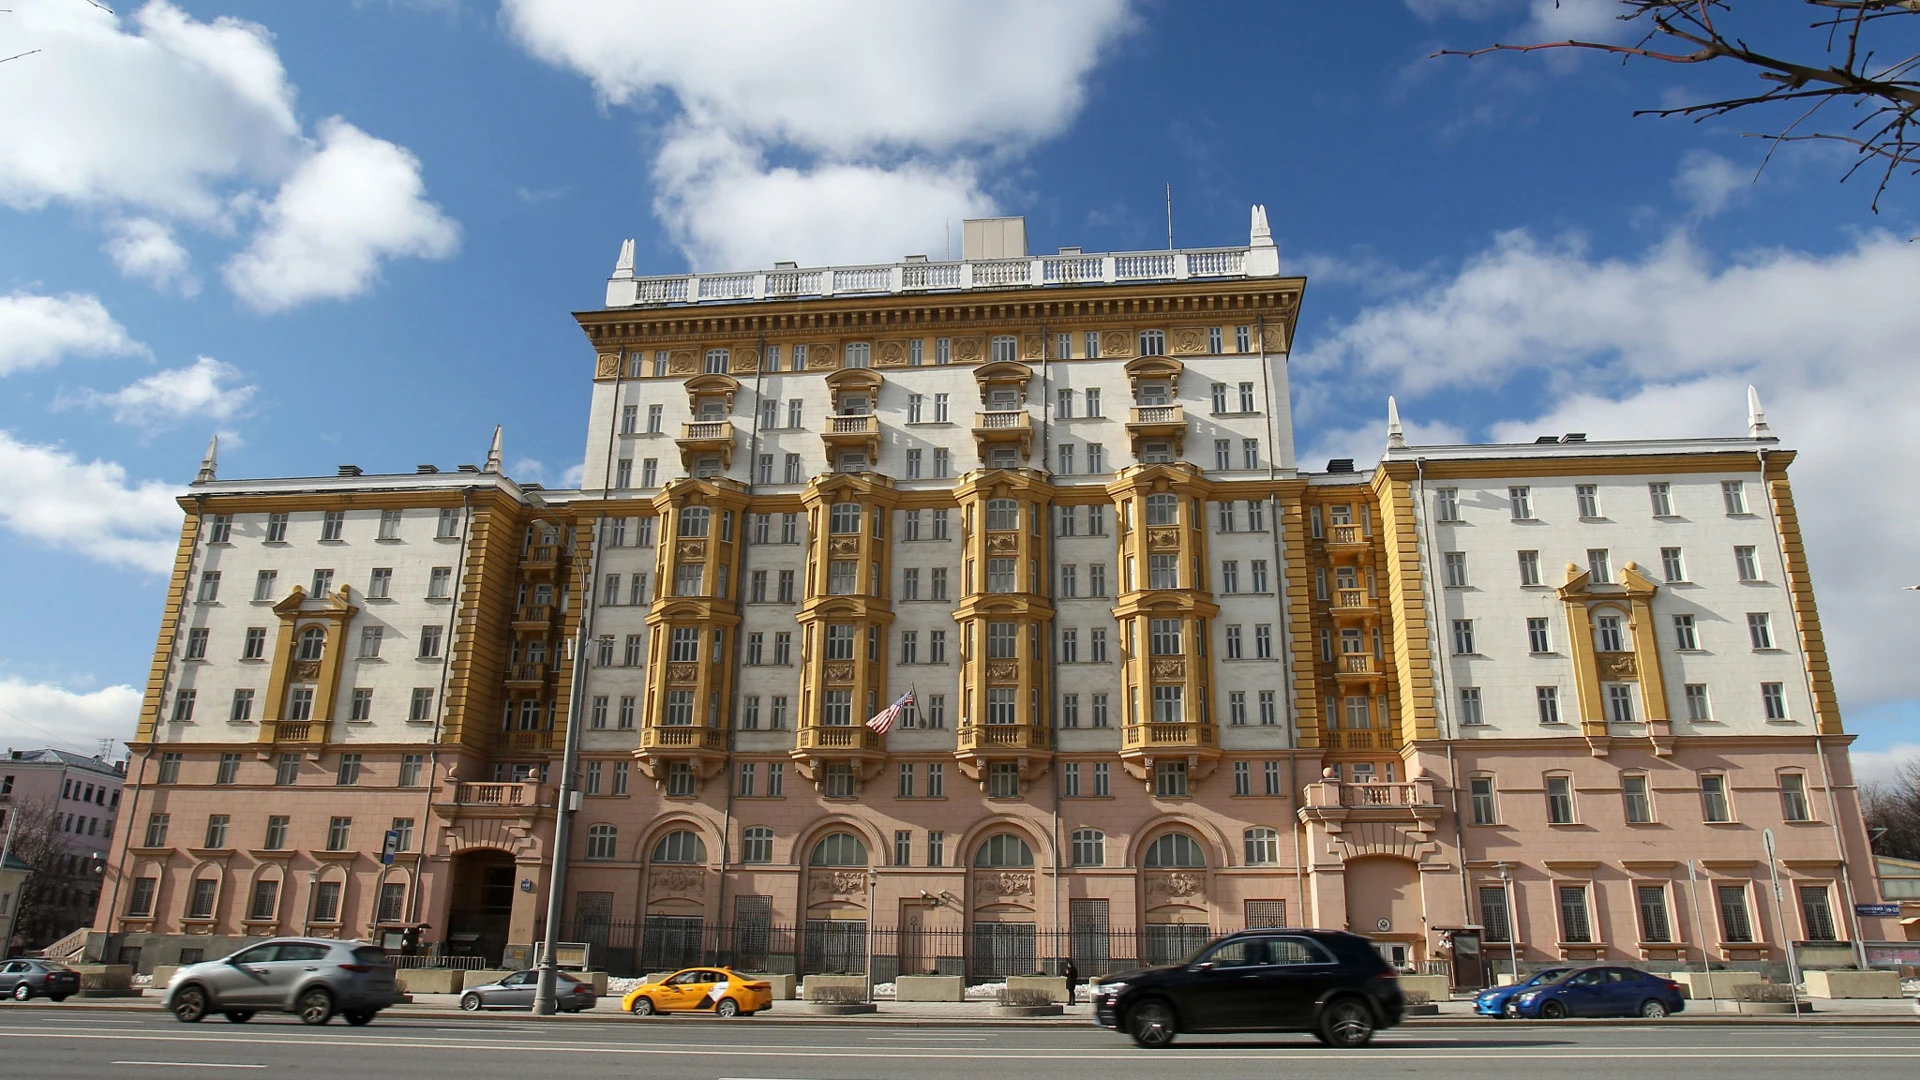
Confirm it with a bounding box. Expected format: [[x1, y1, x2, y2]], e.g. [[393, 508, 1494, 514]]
[[741, 826, 774, 864], [1071, 829, 1105, 867], [1144, 493, 1178, 525], [297, 627, 326, 661], [678, 507, 710, 538], [1144, 832, 1206, 868], [973, 833, 1034, 867], [809, 832, 867, 866], [1243, 827, 1280, 866], [585, 824, 617, 860], [651, 829, 706, 864], [985, 499, 1019, 531]]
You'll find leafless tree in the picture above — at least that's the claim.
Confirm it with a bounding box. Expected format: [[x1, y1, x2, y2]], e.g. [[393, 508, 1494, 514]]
[[3, 797, 102, 952], [1436, 2, 1920, 210], [1863, 759, 1920, 861]]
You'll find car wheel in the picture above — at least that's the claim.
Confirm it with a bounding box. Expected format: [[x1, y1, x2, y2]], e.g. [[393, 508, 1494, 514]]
[[224, 1011, 254, 1024], [1126, 999, 1177, 1048], [629, 996, 655, 1016], [296, 988, 334, 1026], [1540, 1000, 1568, 1020], [172, 985, 209, 1023], [1503, 1000, 1520, 1019], [1639, 999, 1669, 1019], [715, 998, 740, 1018], [460, 994, 484, 1012], [10, 984, 30, 1002], [1319, 998, 1376, 1049], [344, 1010, 376, 1026]]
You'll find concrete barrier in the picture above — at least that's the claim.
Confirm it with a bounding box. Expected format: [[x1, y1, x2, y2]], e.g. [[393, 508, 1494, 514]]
[[1667, 970, 1763, 999], [398, 968, 466, 995], [1397, 974, 1450, 1003], [801, 974, 868, 1003], [740, 973, 795, 1000], [1804, 969, 1903, 999], [461, 969, 515, 991], [1005, 975, 1069, 1003], [70, 964, 136, 998], [895, 975, 964, 1002], [149, 966, 179, 989]]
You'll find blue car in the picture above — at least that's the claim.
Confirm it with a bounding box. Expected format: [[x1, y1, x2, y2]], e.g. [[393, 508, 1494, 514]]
[[1473, 967, 1572, 1018], [1507, 966, 1686, 1019]]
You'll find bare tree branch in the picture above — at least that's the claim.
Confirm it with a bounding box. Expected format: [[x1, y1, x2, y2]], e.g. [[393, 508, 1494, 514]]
[[1435, 1, 1920, 211]]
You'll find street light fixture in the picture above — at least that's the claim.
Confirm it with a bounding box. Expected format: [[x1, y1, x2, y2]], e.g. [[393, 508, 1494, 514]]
[[1495, 863, 1519, 981]]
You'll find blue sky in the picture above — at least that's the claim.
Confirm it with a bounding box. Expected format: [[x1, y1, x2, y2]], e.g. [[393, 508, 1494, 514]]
[[1, 0, 1915, 772]]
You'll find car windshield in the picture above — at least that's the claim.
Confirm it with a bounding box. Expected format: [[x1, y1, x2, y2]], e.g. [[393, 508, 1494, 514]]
[[351, 947, 391, 967], [1523, 968, 1570, 988], [38, 962, 73, 973]]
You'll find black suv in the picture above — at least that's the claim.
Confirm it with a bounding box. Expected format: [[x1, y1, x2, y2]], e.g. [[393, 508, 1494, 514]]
[[1094, 929, 1404, 1048]]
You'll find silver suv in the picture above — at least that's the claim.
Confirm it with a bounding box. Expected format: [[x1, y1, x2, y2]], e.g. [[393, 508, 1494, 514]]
[[162, 938, 404, 1026]]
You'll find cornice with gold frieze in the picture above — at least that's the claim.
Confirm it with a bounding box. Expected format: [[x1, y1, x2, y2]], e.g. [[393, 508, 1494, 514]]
[[796, 595, 898, 625], [177, 485, 530, 517], [952, 467, 1056, 502], [1109, 590, 1222, 621], [799, 470, 903, 508], [1374, 448, 1795, 484], [1104, 461, 1216, 500], [952, 593, 1056, 622]]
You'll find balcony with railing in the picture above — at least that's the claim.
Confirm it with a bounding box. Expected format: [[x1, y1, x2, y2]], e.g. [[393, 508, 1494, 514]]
[[1322, 729, 1377, 751], [512, 604, 553, 632], [438, 781, 549, 811], [522, 544, 559, 573], [956, 724, 1046, 753], [501, 730, 553, 752], [796, 726, 885, 753], [1324, 524, 1370, 551], [641, 727, 728, 752], [970, 410, 1034, 461], [607, 245, 1272, 309], [505, 663, 547, 688], [819, 412, 882, 459], [269, 720, 322, 744], [676, 419, 737, 468], [1334, 654, 1380, 682], [1121, 721, 1218, 752], [1301, 777, 1438, 810], [1125, 405, 1187, 457], [1330, 589, 1371, 614]]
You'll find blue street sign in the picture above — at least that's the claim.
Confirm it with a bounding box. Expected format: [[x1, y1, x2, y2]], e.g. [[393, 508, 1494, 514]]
[[1854, 903, 1899, 917], [381, 829, 400, 865]]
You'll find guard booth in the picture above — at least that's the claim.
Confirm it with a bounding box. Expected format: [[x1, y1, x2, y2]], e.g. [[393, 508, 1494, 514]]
[[1438, 927, 1486, 991]]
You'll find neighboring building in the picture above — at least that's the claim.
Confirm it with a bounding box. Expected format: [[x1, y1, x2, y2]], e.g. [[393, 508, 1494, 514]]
[[1, 749, 125, 950], [0, 852, 31, 954], [88, 210, 1896, 980]]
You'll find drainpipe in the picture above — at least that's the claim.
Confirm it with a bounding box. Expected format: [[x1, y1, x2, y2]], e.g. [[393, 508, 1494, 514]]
[[1413, 457, 1474, 945], [411, 485, 474, 935], [1758, 446, 1867, 969], [1255, 313, 1308, 922]]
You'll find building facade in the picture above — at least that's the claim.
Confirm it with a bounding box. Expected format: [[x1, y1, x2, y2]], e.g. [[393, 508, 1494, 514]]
[[2, 749, 125, 951], [88, 210, 1898, 979]]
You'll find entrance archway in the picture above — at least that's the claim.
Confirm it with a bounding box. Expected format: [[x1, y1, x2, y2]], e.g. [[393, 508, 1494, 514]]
[[445, 849, 515, 965]]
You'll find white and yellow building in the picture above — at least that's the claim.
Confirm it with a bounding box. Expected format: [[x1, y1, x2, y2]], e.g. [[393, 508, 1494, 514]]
[[86, 210, 1897, 981]]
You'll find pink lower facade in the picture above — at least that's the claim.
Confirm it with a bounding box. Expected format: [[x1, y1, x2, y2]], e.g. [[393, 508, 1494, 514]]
[[89, 733, 1900, 980]]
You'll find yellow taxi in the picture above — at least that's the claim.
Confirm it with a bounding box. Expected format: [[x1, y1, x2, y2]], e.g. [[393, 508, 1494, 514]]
[[621, 967, 774, 1018]]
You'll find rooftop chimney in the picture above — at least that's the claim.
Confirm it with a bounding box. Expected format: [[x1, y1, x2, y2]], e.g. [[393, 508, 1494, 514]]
[[962, 217, 1027, 261], [337, 464, 362, 477], [1326, 458, 1356, 474], [416, 464, 440, 474], [1561, 433, 1586, 444]]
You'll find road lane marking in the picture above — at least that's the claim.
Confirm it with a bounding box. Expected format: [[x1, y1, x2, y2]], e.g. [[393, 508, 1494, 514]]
[[111, 1062, 265, 1070]]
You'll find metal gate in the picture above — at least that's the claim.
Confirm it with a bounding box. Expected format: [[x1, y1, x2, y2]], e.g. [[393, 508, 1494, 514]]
[[803, 919, 867, 974], [971, 922, 1036, 978], [1142, 924, 1210, 967], [640, 915, 703, 970]]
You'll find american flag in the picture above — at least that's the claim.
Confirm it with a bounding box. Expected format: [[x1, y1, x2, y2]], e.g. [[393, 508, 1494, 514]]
[[865, 689, 915, 734]]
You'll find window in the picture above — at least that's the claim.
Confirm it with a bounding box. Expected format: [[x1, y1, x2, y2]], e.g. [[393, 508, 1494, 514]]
[[1509, 486, 1533, 519], [1603, 682, 1636, 724], [1518, 550, 1541, 587], [1576, 484, 1600, 518], [1747, 612, 1774, 649], [1649, 481, 1673, 516], [367, 567, 394, 600], [216, 753, 241, 786], [808, 832, 867, 866], [1722, 479, 1748, 515], [275, 755, 299, 786], [1452, 619, 1475, 655], [1734, 545, 1760, 582], [400, 753, 424, 787], [1700, 774, 1732, 822], [1220, 560, 1239, 593], [1587, 548, 1611, 584], [1558, 885, 1592, 943], [253, 570, 278, 602], [1672, 614, 1699, 650], [585, 824, 617, 860], [1258, 691, 1277, 727], [1595, 614, 1625, 653], [286, 686, 312, 721], [1662, 547, 1687, 582], [349, 688, 374, 722], [321, 511, 344, 541], [1545, 775, 1575, 824], [249, 880, 280, 922], [1144, 832, 1206, 867], [408, 687, 434, 721], [1065, 828, 1106, 867], [1469, 777, 1497, 824], [1093, 761, 1110, 796], [184, 628, 208, 660], [1458, 687, 1485, 726], [157, 753, 182, 784], [428, 566, 452, 598], [1762, 682, 1789, 721], [1622, 774, 1652, 822], [1684, 684, 1711, 721], [1480, 885, 1511, 943], [326, 816, 352, 851], [1799, 884, 1838, 941], [1526, 617, 1551, 654], [1717, 884, 1754, 942], [1435, 487, 1460, 521], [1243, 827, 1280, 866], [437, 508, 461, 538], [1154, 759, 1188, 797], [418, 625, 443, 658], [186, 878, 218, 920], [336, 753, 362, 786], [1637, 884, 1673, 943], [1444, 551, 1468, 587], [1772, 771, 1813, 821], [1136, 328, 1166, 355], [196, 571, 221, 602], [310, 568, 334, 598], [265, 513, 288, 542], [226, 687, 254, 722], [652, 829, 707, 863]]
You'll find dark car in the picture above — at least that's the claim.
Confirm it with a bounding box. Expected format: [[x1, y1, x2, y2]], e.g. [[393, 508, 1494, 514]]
[[161, 938, 406, 1025], [0, 958, 82, 1002], [1094, 929, 1404, 1048], [1473, 967, 1573, 1018], [460, 970, 597, 1012], [1507, 965, 1686, 1019]]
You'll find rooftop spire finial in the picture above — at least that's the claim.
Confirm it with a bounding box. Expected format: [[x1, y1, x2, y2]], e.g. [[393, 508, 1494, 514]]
[[1746, 385, 1773, 439], [613, 238, 635, 279], [484, 425, 503, 473], [195, 435, 218, 484], [1249, 204, 1272, 247], [1387, 396, 1407, 450]]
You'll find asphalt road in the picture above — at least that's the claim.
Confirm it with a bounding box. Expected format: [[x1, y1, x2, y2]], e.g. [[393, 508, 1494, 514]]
[[3, 1008, 1920, 1080]]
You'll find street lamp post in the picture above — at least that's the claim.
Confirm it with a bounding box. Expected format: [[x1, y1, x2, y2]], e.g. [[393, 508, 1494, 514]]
[[1496, 863, 1519, 980], [865, 870, 878, 1004]]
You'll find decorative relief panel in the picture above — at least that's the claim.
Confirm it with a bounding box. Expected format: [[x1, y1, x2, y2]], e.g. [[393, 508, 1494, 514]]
[[953, 337, 984, 363], [1021, 334, 1046, 361], [808, 343, 838, 370], [1144, 871, 1205, 901], [985, 532, 1018, 553], [810, 870, 868, 899], [829, 537, 860, 557], [1102, 330, 1135, 358], [1146, 527, 1182, 550], [596, 353, 620, 378], [1597, 652, 1639, 679], [669, 350, 698, 374], [824, 661, 855, 684], [676, 540, 707, 560], [666, 663, 700, 685], [973, 872, 1034, 900], [1170, 328, 1207, 356], [1150, 657, 1186, 680], [1261, 323, 1287, 351], [730, 346, 760, 373], [876, 340, 908, 367], [292, 661, 321, 682], [985, 660, 1019, 682], [649, 867, 705, 898]]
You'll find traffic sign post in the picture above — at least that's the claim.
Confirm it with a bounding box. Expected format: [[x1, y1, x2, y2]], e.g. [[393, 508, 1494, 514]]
[[381, 829, 400, 866], [1684, 860, 1715, 1005], [1762, 829, 1802, 1017]]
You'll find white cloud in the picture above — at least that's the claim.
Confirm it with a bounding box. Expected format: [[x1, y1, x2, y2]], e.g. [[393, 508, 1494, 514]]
[[0, 291, 147, 375], [223, 118, 460, 312], [1673, 150, 1750, 217], [86, 357, 256, 427], [1296, 229, 1920, 714], [0, 431, 182, 573], [1852, 744, 1920, 788], [104, 217, 199, 295], [0, 2, 454, 311], [503, 0, 1133, 269], [0, 678, 142, 759]]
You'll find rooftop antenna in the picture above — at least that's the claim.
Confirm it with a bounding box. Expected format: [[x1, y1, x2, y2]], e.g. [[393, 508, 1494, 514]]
[[944, 218, 950, 260], [1166, 183, 1174, 250]]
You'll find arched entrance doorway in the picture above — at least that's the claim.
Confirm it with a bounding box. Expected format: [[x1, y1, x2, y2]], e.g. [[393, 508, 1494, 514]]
[[1344, 856, 1422, 970], [445, 849, 515, 965]]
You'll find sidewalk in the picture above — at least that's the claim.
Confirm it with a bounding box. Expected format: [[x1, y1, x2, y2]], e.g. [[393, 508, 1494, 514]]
[[23, 990, 1919, 1025]]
